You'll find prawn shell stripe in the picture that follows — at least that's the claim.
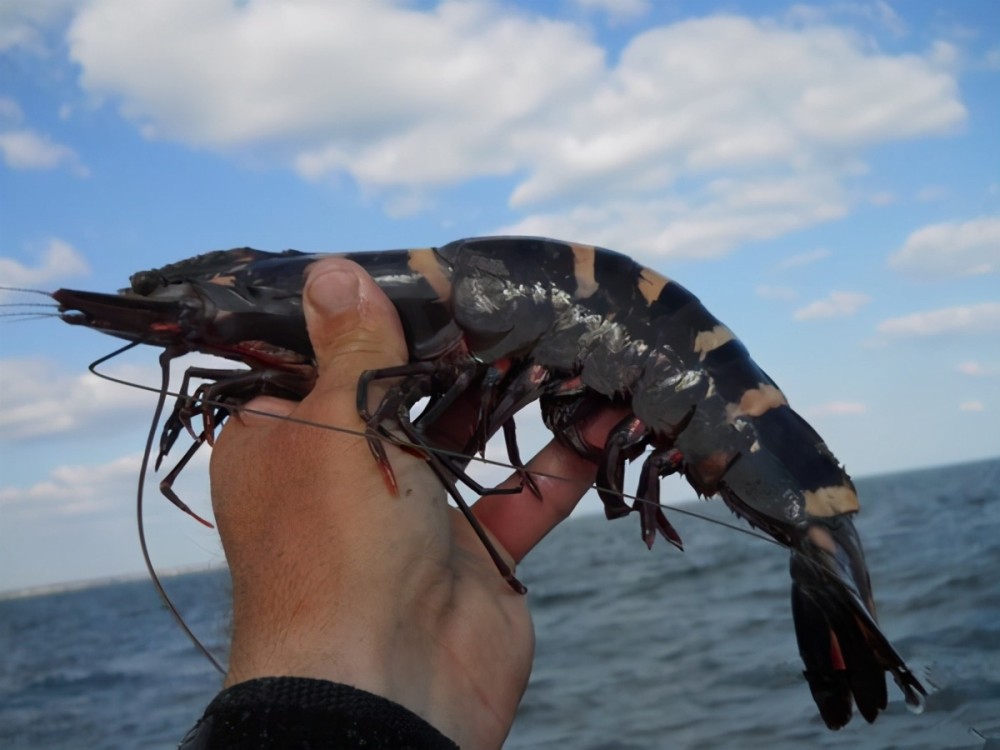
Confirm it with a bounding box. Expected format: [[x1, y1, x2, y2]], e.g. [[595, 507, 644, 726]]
[[337, 247, 459, 361], [694, 325, 735, 362], [568, 242, 600, 299], [644, 279, 857, 519], [805, 485, 860, 517], [407, 247, 453, 302]]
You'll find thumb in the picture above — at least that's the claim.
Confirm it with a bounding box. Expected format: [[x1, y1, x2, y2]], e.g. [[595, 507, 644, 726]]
[[302, 258, 409, 407]]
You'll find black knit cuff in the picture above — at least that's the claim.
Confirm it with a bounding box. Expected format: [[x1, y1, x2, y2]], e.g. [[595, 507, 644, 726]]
[[179, 676, 459, 749]]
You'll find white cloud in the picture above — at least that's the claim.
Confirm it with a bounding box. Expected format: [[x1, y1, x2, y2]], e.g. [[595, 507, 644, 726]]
[[0, 353, 242, 440], [916, 184, 949, 202], [928, 40, 960, 69], [571, 0, 650, 23], [0, 97, 23, 122], [501, 174, 847, 258], [66, 1, 967, 259], [774, 248, 831, 271], [793, 290, 871, 320], [877, 302, 1000, 337], [788, 1, 907, 37], [888, 216, 1000, 278], [382, 189, 435, 220], [71, 1, 604, 159], [0, 0, 77, 54], [0, 239, 89, 294], [868, 191, 895, 205], [863, 1, 907, 36], [0, 96, 88, 175], [0, 358, 159, 439], [959, 401, 985, 413], [0, 453, 142, 516], [984, 46, 1000, 71], [803, 401, 867, 417], [0, 448, 212, 521], [956, 361, 1000, 377], [755, 284, 798, 301], [0, 129, 87, 174]]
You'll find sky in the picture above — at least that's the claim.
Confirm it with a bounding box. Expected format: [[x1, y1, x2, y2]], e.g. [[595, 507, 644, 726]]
[[0, 0, 998, 593]]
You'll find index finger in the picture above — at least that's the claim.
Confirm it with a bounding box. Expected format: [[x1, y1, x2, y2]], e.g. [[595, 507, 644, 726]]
[[471, 407, 628, 563]]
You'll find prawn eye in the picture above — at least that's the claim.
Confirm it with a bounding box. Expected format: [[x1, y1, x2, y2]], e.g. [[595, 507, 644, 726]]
[[129, 270, 165, 296]]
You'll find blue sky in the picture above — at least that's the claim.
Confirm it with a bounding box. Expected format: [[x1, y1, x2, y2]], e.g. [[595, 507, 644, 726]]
[[1, 0, 998, 592]]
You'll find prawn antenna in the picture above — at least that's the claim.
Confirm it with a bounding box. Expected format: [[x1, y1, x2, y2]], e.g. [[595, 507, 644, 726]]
[[88, 342, 226, 675], [0, 288, 62, 321], [0, 285, 55, 296]]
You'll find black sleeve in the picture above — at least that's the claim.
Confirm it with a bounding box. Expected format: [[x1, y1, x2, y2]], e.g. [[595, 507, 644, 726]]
[[178, 676, 460, 749]]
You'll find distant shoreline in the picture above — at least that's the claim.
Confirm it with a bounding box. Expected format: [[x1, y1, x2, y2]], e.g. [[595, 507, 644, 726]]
[[3, 455, 996, 599], [0, 562, 228, 601]]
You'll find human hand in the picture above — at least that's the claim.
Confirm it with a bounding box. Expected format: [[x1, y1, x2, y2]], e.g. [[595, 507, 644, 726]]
[[209, 257, 618, 749]]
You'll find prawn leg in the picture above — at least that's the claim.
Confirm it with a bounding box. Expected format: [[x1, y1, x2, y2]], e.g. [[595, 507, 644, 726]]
[[596, 414, 651, 519], [634, 447, 685, 550], [156, 417, 223, 529], [360, 363, 527, 592], [357, 360, 525, 498], [158, 365, 314, 467]]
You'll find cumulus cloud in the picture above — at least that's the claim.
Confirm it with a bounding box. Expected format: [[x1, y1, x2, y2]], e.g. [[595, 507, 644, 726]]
[[956, 361, 1000, 377], [803, 401, 867, 417], [876, 302, 1000, 337], [915, 184, 949, 202], [0, 358, 158, 440], [794, 290, 871, 320], [0, 97, 21, 121], [66, 1, 966, 259], [501, 174, 847, 258], [755, 284, 797, 301], [774, 248, 831, 271], [985, 46, 1000, 71], [0, 353, 242, 440], [71, 2, 604, 160], [868, 191, 896, 205], [0, 96, 88, 175], [0, 448, 212, 522], [888, 216, 1000, 278], [0, 0, 77, 54], [857, 1, 908, 36], [571, 0, 650, 22], [0, 453, 142, 517], [787, 1, 907, 37], [0, 130, 87, 174], [0, 239, 89, 295]]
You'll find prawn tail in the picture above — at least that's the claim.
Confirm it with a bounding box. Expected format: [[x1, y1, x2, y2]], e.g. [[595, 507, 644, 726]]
[[789, 516, 926, 728]]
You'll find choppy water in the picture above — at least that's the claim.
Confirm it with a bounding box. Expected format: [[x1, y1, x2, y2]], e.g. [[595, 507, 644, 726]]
[[2, 458, 998, 749]]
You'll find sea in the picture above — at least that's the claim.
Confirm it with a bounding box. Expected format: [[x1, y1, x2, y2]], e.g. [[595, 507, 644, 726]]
[[2, 457, 998, 749]]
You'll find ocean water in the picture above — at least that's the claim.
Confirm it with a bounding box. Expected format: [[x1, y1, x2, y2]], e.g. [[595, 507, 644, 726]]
[[2, 458, 998, 749]]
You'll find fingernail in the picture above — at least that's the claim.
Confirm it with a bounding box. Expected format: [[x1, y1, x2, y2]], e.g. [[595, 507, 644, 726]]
[[305, 266, 361, 318]]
